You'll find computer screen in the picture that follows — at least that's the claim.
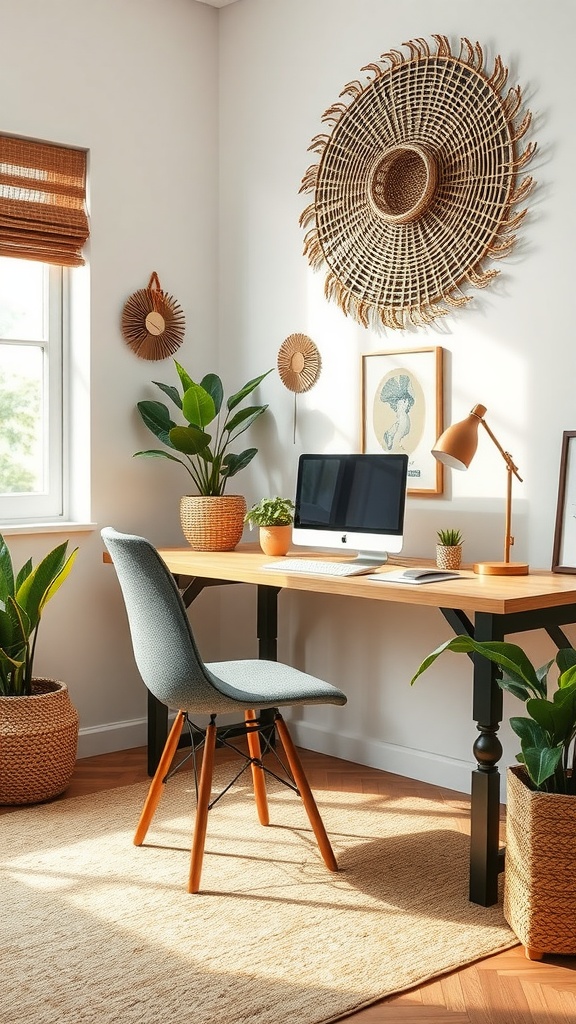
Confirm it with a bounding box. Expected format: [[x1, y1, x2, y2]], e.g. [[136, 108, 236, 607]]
[[292, 453, 408, 565]]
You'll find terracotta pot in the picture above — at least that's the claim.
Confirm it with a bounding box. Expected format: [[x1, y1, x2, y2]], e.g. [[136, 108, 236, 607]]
[[259, 525, 292, 557], [436, 543, 462, 569], [504, 765, 576, 960], [179, 494, 247, 551], [0, 678, 79, 805]]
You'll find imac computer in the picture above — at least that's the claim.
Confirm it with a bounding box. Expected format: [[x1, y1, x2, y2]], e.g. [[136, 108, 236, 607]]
[[292, 452, 408, 567]]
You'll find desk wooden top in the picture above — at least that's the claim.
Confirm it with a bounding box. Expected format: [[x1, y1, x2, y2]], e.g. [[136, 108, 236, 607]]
[[153, 543, 576, 617]]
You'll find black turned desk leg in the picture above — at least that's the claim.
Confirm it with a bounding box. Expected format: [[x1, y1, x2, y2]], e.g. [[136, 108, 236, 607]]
[[469, 613, 504, 906], [257, 584, 279, 661], [148, 690, 168, 777], [257, 584, 280, 735]]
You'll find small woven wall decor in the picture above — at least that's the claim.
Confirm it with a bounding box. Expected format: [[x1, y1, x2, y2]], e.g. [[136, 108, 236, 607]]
[[121, 272, 186, 360], [277, 333, 322, 442], [300, 35, 536, 330]]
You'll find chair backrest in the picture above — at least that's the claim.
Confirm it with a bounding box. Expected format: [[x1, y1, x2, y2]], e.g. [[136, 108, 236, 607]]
[[102, 527, 224, 712]]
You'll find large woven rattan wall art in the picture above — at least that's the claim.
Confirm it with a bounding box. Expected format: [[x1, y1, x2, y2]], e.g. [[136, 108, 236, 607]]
[[300, 35, 536, 330]]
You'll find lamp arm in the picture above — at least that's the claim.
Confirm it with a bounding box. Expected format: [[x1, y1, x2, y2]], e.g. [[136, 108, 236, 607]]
[[477, 416, 523, 482], [476, 415, 520, 563]]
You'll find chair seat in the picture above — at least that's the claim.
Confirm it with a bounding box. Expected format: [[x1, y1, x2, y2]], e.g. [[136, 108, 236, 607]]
[[202, 659, 347, 714]]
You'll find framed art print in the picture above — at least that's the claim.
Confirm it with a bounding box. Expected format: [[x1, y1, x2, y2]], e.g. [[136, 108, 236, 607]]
[[361, 347, 444, 496], [552, 430, 576, 573]]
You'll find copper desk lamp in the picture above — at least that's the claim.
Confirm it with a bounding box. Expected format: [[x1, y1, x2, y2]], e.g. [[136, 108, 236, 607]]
[[432, 404, 529, 576]]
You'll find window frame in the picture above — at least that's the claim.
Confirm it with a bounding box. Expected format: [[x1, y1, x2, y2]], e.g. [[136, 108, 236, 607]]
[[0, 261, 66, 524]]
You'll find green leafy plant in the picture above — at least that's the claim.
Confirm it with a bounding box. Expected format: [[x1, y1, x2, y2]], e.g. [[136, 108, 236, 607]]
[[411, 638, 576, 794], [244, 496, 295, 528], [437, 528, 463, 546], [134, 361, 273, 496], [0, 534, 78, 696]]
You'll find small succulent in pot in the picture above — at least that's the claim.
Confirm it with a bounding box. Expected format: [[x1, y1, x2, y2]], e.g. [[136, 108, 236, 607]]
[[436, 528, 463, 547], [436, 528, 463, 569]]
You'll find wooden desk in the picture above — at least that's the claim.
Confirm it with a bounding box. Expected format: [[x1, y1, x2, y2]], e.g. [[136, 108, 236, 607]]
[[128, 544, 576, 907]]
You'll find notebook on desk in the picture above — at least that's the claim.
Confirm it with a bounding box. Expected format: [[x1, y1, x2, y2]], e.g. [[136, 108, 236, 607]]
[[367, 568, 463, 585]]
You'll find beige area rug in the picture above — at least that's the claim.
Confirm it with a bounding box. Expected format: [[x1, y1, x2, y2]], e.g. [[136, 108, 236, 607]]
[[1, 767, 517, 1024]]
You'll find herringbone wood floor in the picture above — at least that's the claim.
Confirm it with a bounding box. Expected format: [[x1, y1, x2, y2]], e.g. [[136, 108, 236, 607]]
[[4, 745, 575, 1021]]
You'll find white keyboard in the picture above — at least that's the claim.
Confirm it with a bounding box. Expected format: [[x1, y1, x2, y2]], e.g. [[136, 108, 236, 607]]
[[264, 558, 381, 577]]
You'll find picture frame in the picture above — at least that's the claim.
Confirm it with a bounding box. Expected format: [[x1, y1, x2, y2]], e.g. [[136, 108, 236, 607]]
[[361, 347, 444, 496], [552, 430, 576, 573]]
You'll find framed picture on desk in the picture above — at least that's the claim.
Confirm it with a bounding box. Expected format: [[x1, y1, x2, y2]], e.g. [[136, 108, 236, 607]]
[[552, 430, 576, 573], [361, 347, 444, 496]]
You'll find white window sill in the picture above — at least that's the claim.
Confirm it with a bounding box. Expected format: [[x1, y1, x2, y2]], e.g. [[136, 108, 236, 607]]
[[0, 521, 98, 536]]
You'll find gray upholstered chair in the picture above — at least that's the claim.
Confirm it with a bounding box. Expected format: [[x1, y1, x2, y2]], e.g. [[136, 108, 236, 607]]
[[101, 527, 347, 893]]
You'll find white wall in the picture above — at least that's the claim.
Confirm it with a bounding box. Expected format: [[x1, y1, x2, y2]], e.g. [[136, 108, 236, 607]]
[[0, 0, 221, 753], [2, 0, 575, 794], [217, 0, 576, 795]]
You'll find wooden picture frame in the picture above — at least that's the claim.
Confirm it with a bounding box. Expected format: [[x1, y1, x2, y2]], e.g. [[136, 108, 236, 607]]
[[552, 431, 576, 573], [361, 347, 444, 496]]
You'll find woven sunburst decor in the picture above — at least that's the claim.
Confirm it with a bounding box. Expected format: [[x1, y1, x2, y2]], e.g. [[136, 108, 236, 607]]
[[121, 272, 186, 360], [300, 35, 536, 330], [277, 333, 321, 393], [277, 333, 321, 443]]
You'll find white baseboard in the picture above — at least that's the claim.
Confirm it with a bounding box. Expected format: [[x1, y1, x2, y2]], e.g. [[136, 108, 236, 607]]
[[290, 720, 477, 797], [77, 718, 148, 758], [76, 716, 492, 800]]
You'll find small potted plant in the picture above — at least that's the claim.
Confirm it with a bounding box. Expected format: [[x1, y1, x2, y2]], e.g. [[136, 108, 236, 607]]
[[244, 496, 295, 556], [0, 533, 79, 805], [134, 360, 273, 550], [411, 636, 576, 960], [436, 528, 463, 569]]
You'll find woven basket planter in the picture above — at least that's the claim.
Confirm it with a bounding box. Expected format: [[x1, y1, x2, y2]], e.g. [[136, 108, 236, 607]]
[[179, 494, 247, 551], [504, 765, 576, 960], [436, 544, 462, 570], [0, 678, 79, 805]]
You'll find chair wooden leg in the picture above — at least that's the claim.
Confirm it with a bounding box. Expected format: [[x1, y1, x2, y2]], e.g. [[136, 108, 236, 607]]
[[274, 713, 338, 872], [188, 717, 217, 894], [245, 709, 270, 826], [134, 710, 185, 846]]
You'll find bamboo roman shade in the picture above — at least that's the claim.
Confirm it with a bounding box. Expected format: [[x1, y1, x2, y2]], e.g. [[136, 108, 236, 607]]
[[0, 135, 89, 266]]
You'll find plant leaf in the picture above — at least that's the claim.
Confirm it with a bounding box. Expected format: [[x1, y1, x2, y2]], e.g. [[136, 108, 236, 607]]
[[410, 637, 540, 691], [133, 449, 191, 467], [523, 745, 563, 788], [153, 382, 182, 410], [0, 535, 14, 603], [200, 374, 224, 416], [509, 715, 547, 748], [226, 370, 273, 411], [174, 361, 194, 394], [181, 384, 216, 430], [169, 425, 212, 455], [222, 448, 258, 477], [527, 695, 575, 745], [225, 405, 268, 439], [557, 648, 576, 674], [137, 401, 176, 447], [16, 542, 73, 630]]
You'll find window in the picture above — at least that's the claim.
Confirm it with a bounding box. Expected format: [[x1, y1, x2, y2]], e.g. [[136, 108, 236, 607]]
[[0, 133, 89, 526], [0, 257, 65, 522]]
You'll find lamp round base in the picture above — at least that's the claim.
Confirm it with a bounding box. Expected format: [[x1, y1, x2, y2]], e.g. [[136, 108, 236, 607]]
[[473, 561, 529, 576]]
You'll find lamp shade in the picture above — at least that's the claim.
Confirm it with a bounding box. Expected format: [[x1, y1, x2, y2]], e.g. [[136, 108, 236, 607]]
[[431, 404, 487, 471]]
